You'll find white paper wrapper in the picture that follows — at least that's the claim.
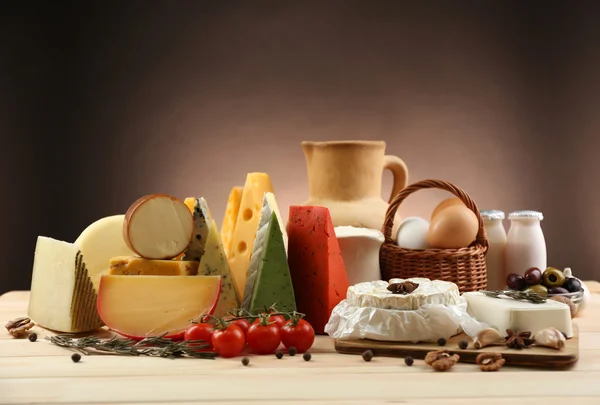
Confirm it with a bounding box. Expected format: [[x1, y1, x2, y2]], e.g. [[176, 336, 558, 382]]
[[325, 296, 487, 343]]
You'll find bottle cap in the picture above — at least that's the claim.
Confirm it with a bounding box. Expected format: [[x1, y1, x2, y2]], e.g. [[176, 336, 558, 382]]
[[480, 210, 505, 220], [508, 210, 544, 221]]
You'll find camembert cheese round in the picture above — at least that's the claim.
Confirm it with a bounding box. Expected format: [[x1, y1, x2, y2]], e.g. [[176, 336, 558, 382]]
[[346, 278, 461, 310]]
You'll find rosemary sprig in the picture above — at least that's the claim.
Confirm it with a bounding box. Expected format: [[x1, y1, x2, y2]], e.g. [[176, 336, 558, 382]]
[[46, 333, 217, 359], [481, 289, 547, 304]]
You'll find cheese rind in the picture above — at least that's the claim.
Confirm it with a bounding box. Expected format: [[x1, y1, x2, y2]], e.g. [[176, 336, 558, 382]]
[[109, 256, 199, 276], [347, 278, 461, 310], [124, 194, 194, 260], [243, 194, 295, 313], [464, 291, 574, 338], [228, 173, 274, 299], [74, 215, 134, 292], [221, 186, 243, 258], [198, 219, 241, 318], [28, 236, 104, 333], [287, 206, 349, 334], [97, 275, 221, 339]]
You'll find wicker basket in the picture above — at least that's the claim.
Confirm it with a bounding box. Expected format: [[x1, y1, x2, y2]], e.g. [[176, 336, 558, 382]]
[[379, 179, 489, 293]]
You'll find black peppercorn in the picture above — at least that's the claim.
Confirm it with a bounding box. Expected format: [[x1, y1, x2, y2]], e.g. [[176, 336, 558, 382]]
[[241, 357, 250, 366], [437, 337, 447, 346], [404, 356, 414, 366], [303, 352, 311, 361], [28, 333, 37, 342], [458, 340, 468, 350], [71, 353, 81, 363], [362, 350, 373, 362], [288, 346, 297, 356], [275, 350, 283, 359]]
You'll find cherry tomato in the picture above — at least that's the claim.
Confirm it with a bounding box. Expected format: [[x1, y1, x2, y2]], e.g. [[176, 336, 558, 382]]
[[184, 323, 215, 351], [211, 324, 246, 358], [226, 318, 250, 337], [280, 319, 315, 353], [252, 314, 286, 329], [247, 321, 281, 355]]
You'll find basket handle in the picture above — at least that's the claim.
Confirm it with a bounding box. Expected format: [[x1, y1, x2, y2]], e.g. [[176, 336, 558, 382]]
[[382, 179, 488, 247]]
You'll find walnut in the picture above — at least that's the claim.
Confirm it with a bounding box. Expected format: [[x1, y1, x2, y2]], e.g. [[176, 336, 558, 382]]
[[476, 352, 505, 371], [550, 296, 577, 318], [424, 350, 460, 371], [387, 281, 419, 295], [5, 317, 35, 338]]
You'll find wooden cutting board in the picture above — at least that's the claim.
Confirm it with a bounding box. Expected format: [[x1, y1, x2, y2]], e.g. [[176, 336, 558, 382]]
[[335, 325, 579, 369]]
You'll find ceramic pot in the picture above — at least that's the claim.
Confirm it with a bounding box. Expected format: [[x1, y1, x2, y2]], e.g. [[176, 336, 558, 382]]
[[301, 140, 409, 233], [335, 226, 385, 285]]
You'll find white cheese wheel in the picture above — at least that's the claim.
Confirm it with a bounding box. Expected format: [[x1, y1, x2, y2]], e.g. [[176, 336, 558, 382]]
[[346, 278, 461, 310]]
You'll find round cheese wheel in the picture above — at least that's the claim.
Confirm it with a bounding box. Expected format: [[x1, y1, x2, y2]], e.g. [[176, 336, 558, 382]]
[[123, 194, 194, 260]]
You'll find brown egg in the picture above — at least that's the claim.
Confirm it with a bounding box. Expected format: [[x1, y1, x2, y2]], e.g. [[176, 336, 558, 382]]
[[427, 204, 479, 249], [431, 198, 465, 221]]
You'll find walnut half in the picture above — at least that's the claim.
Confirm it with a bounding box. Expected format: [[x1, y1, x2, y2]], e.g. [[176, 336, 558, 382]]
[[5, 317, 35, 338], [424, 350, 460, 371], [476, 352, 505, 371]]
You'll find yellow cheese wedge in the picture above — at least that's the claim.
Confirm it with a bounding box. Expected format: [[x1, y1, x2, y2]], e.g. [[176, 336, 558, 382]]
[[228, 173, 274, 299], [109, 256, 199, 276], [221, 186, 243, 258]]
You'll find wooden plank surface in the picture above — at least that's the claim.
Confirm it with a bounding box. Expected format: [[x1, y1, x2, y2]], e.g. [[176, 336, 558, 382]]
[[0, 282, 599, 404]]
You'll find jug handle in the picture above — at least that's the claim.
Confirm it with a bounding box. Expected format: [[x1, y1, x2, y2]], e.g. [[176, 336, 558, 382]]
[[383, 155, 409, 203]]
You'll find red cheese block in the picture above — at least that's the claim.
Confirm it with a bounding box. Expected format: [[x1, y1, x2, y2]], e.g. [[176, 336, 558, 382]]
[[287, 205, 349, 334]]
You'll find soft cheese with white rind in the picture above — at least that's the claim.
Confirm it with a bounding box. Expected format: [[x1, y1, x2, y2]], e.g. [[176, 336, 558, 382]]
[[346, 278, 461, 310], [123, 194, 194, 260], [28, 236, 104, 333], [464, 291, 574, 338], [75, 215, 134, 292], [335, 226, 384, 285]]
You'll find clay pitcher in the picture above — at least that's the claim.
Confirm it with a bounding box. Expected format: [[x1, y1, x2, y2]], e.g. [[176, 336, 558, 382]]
[[301, 140, 408, 232]]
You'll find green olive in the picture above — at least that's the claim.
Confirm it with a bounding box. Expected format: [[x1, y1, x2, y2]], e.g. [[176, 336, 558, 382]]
[[542, 267, 566, 288], [525, 284, 548, 296]]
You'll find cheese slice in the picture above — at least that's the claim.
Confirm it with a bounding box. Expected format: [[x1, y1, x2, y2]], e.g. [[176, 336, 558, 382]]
[[221, 186, 243, 258], [464, 291, 574, 338], [181, 197, 213, 261], [74, 215, 134, 293], [109, 256, 199, 276], [28, 236, 104, 333], [198, 218, 240, 318], [346, 278, 461, 310], [287, 206, 350, 334], [228, 173, 274, 299], [242, 193, 295, 312]]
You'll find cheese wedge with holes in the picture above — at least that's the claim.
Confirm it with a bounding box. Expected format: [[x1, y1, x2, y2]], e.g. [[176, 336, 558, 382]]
[[28, 236, 104, 333], [228, 173, 274, 299], [242, 192, 295, 313], [221, 186, 243, 258], [109, 256, 199, 276], [287, 206, 349, 334], [75, 215, 134, 293]]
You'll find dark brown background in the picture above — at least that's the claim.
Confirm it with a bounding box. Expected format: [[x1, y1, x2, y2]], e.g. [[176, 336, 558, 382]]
[[2, 1, 599, 294]]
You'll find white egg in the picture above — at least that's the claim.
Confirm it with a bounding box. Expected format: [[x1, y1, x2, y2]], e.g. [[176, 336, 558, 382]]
[[395, 216, 431, 249]]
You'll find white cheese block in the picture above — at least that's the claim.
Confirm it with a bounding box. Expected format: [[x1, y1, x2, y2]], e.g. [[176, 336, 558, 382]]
[[335, 226, 384, 285], [463, 292, 574, 338], [242, 192, 287, 307], [346, 278, 461, 310], [74, 215, 134, 293], [28, 236, 104, 333]]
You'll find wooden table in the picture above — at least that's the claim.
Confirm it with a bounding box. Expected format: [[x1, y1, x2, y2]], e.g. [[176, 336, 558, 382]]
[[1, 283, 599, 404]]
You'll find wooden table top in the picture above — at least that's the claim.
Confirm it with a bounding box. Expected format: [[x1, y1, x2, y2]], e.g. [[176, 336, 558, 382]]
[[1, 283, 599, 404]]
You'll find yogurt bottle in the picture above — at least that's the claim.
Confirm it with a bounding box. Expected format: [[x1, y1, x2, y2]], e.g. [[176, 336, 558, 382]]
[[505, 210, 547, 277], [480, 210, 507, 290]]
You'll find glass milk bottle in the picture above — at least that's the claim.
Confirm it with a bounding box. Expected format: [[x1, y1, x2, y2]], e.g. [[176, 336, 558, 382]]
[[480, 210, 507, 290], [505, 211, 547, 279]]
